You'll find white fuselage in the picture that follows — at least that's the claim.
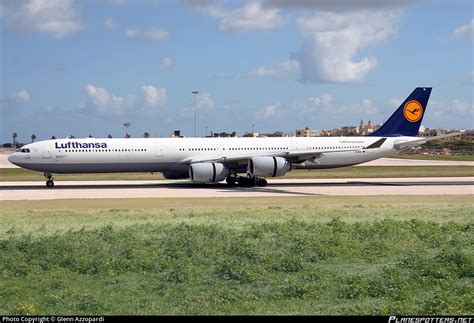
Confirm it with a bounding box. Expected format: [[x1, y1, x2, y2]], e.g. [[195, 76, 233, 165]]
[[8, 136, 412, 178]]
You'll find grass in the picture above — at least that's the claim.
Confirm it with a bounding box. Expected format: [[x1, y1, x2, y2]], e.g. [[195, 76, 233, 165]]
[[390, 154, 474, 161], [0, 195, 472, 211], [1, 166, 473, 181], [0, 198, 473, 315]]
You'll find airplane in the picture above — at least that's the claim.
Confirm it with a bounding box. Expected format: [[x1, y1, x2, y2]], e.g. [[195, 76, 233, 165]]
[[8, 87, 451, 188]]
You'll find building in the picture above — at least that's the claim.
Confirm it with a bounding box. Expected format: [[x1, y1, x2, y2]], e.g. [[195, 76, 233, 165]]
[[213, 131, 237, 137], [260, 131, 295, 137], [454, 130, 474, 141], [358, 119, 374, 135], [172, 130, 184, 138], [295, 127, 319, 137], [341, 126, 358, 136], [320, 129, 342, 137]]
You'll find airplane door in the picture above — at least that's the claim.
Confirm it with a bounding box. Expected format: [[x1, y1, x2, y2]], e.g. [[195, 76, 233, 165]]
[[42, 144, 51, 159], [155, 142, 164, 157]]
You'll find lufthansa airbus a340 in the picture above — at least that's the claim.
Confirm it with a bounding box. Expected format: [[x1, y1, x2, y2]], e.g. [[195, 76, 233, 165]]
[[9, 87, 449, 188]]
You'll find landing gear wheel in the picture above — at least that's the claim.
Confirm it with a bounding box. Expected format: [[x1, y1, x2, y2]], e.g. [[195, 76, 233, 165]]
[[46, 180, 54, 188], [237, 176, 257, 187], [226, 176, 236, 186], [256, 178, 267, 187]]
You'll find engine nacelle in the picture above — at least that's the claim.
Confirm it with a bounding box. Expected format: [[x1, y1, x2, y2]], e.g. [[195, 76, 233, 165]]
[[189, 162, 229, 183], [247, 156, 291, 177]]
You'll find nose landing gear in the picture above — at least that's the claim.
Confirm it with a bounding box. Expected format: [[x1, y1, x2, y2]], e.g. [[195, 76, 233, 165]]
[[44, 172, 54, 188]]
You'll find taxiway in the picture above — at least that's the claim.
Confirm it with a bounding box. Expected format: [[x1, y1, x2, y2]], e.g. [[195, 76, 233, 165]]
[[1, 177, 472, 200]]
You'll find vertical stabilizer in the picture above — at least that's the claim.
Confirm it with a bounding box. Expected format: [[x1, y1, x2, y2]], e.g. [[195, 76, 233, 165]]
[[369, 87, 432, 137]]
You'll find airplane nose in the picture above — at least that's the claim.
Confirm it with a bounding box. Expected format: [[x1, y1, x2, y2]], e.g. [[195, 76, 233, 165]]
[[7, 153, 16, 164]]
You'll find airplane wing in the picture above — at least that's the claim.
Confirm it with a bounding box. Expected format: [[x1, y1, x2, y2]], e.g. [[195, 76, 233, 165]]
[[179, 152, 291, 164], [394, 133, 462, 150], [179, 138, 391, 165], [180, 147, 360, 165]]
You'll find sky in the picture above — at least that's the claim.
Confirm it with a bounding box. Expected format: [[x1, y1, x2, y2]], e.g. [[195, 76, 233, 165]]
[[0, 0, 472, 142]]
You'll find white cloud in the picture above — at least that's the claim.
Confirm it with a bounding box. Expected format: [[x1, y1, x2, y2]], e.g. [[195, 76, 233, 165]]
[[449, 99, 473, 114], [179, 92, 216, 119], [292, 10, 403, 83], [82, 84, 168, 114], [83, 84, 134, 114], [387, 97, 403, 108], [294, 94, 379, 120], [142, 85, 167, 108], [249, 59, 299, 78], [6, 0, 82, 38], [249, 66, 278, 78], [197, 93, 215, 110], [181, 0, 228, 18], [219, 1, 286, 32], [183, 0, 285, 31], [255, 103, 281, 119], [453, 19, 474, 40], [428, 99, 473, 120], [158, 57, 172, 70], [15, 90, 30, 102], [309, 93, 333, 108], [125, 28, 169, 42], [264, 0, 417, 11], [351, 98, 377, 114], [104, 17, 117, 30]]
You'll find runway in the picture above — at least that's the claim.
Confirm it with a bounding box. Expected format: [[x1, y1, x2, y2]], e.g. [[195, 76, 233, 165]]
[[1, 177, 472, 200]]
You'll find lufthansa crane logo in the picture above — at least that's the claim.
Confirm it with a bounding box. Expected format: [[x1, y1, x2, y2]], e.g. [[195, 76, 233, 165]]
[[403, 100, 423, 122]]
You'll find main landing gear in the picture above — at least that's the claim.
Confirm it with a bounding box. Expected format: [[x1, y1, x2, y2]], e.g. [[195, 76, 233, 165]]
[[226, 175, 267, 187], [44, 172, 54, 188]]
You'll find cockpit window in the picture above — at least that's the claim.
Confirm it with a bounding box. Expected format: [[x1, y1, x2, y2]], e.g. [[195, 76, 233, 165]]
[[18, 148, 30, 153]]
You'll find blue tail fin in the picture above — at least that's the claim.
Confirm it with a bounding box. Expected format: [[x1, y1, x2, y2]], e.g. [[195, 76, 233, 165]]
[[369, 87, 432, 137]]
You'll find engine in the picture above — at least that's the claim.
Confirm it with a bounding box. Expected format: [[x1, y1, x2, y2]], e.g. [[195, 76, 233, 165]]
[[189, 162, 229, 183], [247, 156, 291, 177]]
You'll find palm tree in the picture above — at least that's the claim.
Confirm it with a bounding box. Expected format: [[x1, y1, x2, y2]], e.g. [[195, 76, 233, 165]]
[[12, 132, 18, 145], [31, 134, 37, 143], [88, 134, 93, 138], [143, 132, 150, 138], [69, 135, 75, 139], [51, 136, 56, 140], [108, 134, 113, 139]]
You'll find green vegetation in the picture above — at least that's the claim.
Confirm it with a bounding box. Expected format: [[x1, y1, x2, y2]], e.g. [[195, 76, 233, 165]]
[[0, 195, 472, 211], [1, 200, 472, 315], [286, 166, 474, 179], [424, 139, 473, 152], [391, 154, 474, 161], [1, 166, 473, 181]]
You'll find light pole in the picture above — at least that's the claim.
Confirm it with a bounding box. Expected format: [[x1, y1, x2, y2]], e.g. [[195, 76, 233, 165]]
[[252, 124, 255, 135], [192, 91, 199, 137], [205, 125, 208, 137]]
